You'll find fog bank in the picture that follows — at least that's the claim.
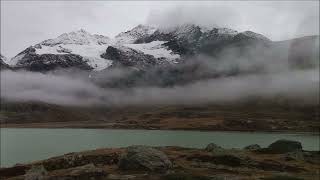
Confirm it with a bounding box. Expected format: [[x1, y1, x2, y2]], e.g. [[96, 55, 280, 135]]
[[1, 69, 318, 106]]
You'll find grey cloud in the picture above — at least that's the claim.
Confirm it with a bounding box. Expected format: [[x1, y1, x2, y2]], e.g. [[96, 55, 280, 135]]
[[146, 1, 319, 41], [1, 1, 318, 57]]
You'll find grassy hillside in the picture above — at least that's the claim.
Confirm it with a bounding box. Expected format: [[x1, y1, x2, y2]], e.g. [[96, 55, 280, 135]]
[[1, 99, 318, 132]]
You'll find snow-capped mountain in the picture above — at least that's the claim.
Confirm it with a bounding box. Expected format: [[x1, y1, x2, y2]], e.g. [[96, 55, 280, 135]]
[[8, 29, 112, 70], [6, 23, 317, 73], [8, 26, 181, 71], [133, 23, 271, 56], [9, 29, 113, 71], [29, 29, 111, 71]]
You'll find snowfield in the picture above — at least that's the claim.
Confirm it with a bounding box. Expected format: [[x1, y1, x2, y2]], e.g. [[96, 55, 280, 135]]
[[124, 41, 180, 63], [36, 44, 112, 71]]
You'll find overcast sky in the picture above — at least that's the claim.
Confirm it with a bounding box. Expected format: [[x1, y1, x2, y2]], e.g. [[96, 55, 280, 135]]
[[1, 1, 319, 57]]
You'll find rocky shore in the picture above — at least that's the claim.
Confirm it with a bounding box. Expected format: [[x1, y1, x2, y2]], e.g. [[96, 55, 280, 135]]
[[1, 139, 319, 180]]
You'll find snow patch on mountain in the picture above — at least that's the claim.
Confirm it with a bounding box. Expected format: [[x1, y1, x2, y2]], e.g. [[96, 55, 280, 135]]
[[124, 41, 180, 63], [35, 44, 112, 71], [9, 54, 25, 66]]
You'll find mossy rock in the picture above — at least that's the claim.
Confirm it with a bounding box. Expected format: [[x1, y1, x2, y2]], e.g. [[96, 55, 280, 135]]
[[119, 145, 172, 172]]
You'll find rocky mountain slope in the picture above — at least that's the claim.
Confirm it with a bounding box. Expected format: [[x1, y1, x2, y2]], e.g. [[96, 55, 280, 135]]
[[115, 24, 157, 44], [0, 54, 11, 69]]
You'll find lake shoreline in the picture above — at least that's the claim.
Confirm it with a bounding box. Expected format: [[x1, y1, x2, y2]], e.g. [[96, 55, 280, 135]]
[[1, 122, 319, 134]]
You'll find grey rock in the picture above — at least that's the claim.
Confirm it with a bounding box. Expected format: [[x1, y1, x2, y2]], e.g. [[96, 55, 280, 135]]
[[101, 46, 169, 70], [25, 165, 47, 180], [268, 139, 303, 153], [12, 47, 93, 72], [47, 164, 107, 180], [118, 145, 172, 172], [56, 46, 72, 53]]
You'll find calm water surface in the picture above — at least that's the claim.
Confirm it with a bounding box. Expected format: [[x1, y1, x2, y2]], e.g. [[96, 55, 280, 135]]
[[1, 128, 319, 167]]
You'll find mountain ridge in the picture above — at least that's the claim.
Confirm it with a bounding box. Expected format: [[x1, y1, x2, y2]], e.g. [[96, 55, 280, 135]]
[[3, 24, 319, 74]]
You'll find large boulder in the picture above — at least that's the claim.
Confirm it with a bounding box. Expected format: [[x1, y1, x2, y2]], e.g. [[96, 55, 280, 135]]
[[118, 145, 172, 172], [268, 139, 303, 153]]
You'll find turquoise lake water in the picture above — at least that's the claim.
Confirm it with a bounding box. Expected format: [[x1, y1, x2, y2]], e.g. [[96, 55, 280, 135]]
[[1, 128, 319, 167]]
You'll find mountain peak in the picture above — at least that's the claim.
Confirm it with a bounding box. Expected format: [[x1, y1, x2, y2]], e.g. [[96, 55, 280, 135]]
[[158, 23, 237, 37], [77, 28, 89, 33], [115, 24, 157, 44], [40, 29, 110, 46]]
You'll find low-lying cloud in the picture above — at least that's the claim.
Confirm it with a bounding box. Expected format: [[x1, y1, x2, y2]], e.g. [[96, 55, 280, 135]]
[[1, 69, 318, 106]]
